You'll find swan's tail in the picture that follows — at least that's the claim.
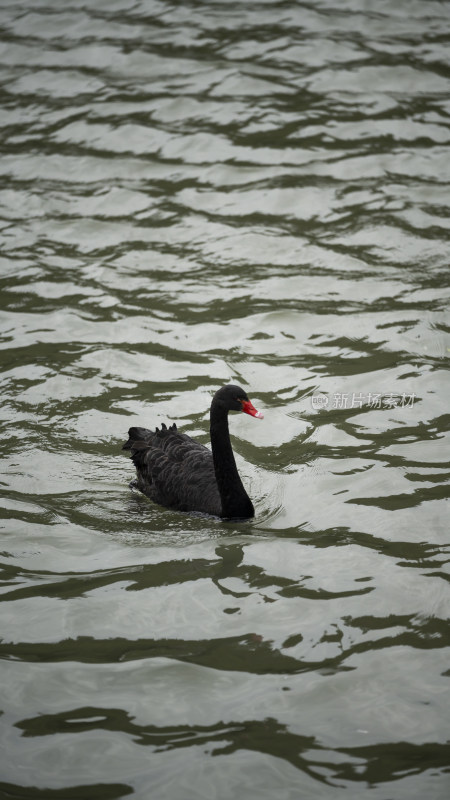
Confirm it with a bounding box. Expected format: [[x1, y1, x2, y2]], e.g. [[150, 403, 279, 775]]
[[122, 427, 151, 450], [122, 423, 177, 451]]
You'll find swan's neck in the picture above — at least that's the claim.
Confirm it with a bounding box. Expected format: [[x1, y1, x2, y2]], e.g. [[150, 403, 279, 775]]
[[210, 403, 254, 519]]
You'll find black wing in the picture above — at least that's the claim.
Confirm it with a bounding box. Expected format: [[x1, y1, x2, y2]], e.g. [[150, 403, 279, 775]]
[[123, 424, 222, 516]]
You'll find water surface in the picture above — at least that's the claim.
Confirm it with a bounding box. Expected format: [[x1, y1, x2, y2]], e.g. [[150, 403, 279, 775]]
[[0, 1, 449, 798]]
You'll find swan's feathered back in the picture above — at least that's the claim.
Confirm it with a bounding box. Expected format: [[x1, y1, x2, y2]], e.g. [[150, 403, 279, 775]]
[[123, 424, 221, 515]]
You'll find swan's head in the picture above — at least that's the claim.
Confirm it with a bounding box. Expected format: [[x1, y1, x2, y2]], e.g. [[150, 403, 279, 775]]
[[214, 385, 264, 419]]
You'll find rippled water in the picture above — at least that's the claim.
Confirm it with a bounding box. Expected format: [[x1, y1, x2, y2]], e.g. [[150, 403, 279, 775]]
[[1, 0, 449, 797]]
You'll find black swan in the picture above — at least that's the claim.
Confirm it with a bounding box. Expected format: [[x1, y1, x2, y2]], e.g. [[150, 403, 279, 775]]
[[122, 385, 263, 519]]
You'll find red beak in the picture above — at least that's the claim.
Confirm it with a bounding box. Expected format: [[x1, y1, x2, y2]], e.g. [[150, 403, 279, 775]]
[[241, 399, 264, 419]]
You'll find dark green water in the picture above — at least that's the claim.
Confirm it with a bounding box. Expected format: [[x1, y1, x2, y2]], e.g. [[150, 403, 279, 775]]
[[0, 1, 449, 798]]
